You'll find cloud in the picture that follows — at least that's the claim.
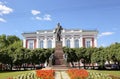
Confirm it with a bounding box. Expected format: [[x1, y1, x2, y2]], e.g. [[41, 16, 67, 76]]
[[0, 3, 13, 16], [35, 16, 42, 20], [31, 10, 52, 21], [31, 10, 40, 15], [99, 32, 114, 37], [0, 18, 6, 22], [43, 14, 52, 21]]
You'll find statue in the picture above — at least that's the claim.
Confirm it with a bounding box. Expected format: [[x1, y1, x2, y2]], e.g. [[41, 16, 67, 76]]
[[54, 23, 63, 41]]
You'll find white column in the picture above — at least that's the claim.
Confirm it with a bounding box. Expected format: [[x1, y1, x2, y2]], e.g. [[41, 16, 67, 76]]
[[23, 39, 26, 48], [62, 35, 65, 47], [80, 36, 83, 47], [36, 36, 39, 48], [44, 36, 47, 48], [71, 36, 74, 48], [52, 35, 55, 48], [94, 36, 97, 47]]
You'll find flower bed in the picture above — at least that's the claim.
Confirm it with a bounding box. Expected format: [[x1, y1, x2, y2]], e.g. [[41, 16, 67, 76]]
[[36, 69, 55, 79], [67, 69, 89, 79], [7, 69, 55, 79]]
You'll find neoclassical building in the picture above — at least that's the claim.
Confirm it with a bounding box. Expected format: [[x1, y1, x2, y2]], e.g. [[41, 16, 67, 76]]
[[22, 24, 98, 49]]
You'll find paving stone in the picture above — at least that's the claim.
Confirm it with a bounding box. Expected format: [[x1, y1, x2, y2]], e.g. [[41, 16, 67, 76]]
[[55, 71, 70, 79]]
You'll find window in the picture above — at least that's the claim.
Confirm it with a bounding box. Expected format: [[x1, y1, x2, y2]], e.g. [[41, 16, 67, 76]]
[[66, 39, 70, 48], [74, 39, 79, 48], [48, 40, 52, 48], [40, 40, 44, 48], [28, 40, 34, 49], [86, 41, 91, 48], [29, 42, 34, 49]]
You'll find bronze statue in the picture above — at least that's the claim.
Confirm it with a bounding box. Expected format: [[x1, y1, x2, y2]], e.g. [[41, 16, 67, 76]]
[[54, 23, 63, 41]]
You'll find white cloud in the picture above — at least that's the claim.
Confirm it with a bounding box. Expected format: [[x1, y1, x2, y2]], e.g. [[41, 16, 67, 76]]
[[31, 10, 52, 21], [31, 10, 40, 15], [35, 16, 42, 20], [99, 32, 114, 37], [0, 18, 6, 22], [0, 3, 13, 16], [43, 14, 52, 21]]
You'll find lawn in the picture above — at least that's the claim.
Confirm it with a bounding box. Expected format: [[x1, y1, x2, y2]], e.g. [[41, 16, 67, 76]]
[[0, 70, 120, 79], [0, 70, 33, 79], [88, 70, 120, 77]]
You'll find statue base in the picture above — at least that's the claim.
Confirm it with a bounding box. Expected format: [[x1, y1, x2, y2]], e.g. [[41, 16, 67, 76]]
[[54, 41, 64, 65]]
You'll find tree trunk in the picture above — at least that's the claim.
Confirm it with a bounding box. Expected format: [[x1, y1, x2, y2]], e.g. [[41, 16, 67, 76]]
[[71, 62, 74, 68], [78, 60, 80, 69], [0, 64, 2, 71], [118, 61, 120, 70], [92, 63, 95, 69], [108, 60, 110, 64], [10, 62, 13, 71], [23, 63, 26, 70], [83, 60, 85, 69], [33, 63, 35, 70]]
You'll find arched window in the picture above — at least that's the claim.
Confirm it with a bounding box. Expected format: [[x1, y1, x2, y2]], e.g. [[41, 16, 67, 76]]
[[40, 40, 44, 48], [28, 40, 34, 49], [29, 42, 34, 49], [74, 39, 79, 48], [86, 41, 91, 48], [48, 40, 52, 48], [66, 39, 70, 48]]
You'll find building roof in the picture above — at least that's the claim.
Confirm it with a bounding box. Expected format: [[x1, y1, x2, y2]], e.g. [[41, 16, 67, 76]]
[[22, 28, 98, 36]]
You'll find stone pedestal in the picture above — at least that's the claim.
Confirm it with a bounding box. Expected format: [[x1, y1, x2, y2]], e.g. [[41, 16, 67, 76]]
[[54, 41, 64, 65]]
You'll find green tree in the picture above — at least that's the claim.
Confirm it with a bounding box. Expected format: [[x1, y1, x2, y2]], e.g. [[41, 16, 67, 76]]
[[0, 49, 12, 70], [85, 47, 97, 68], [75, 47, 86, 68], [63, 47, 77, 67], [7, 35, 20, 45], [0, 34, 8, 48], [0, 34, 20, 49], [91, 47, 106, 69], [0, 34, 21, 70]]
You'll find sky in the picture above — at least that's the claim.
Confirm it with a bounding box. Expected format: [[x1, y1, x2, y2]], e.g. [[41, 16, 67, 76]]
[[0, 0, 120, 47]]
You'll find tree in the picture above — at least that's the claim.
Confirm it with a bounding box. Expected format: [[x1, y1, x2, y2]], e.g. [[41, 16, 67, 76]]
[[0, 35, 21, 70], [75, 47, 86, 68], [44, 48, 54, 66], [0, 34, 20, 49], [0, 34, 8, 48], [107, 43, 120, 68], [91, 47, 106, 69], [0, 48, 12, 70], [7, 35, 20, 45], [63, 47, 77, 67], [14, 47, 31, 70], [85, 48, 98, 68]]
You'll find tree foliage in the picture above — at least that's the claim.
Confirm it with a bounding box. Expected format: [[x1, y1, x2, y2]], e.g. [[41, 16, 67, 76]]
[[0, 34, 120, 70]]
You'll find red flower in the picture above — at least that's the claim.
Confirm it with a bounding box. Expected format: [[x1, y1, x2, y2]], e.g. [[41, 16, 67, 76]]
[[67, 69, 89, 79], [36, 69, 55, 79]]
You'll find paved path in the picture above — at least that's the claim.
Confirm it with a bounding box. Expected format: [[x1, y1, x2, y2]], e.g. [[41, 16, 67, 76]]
[[55, 71, 61, 79], [55, 71, 70, 79]]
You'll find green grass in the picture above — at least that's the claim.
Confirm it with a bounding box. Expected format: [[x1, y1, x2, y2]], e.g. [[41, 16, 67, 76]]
[[88, 70, 120, 77], [0, 70, 120, 79], [0, 70, 33, 79]]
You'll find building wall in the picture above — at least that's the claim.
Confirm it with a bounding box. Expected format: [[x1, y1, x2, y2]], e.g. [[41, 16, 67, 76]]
[[22, 29, 98, 49]]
